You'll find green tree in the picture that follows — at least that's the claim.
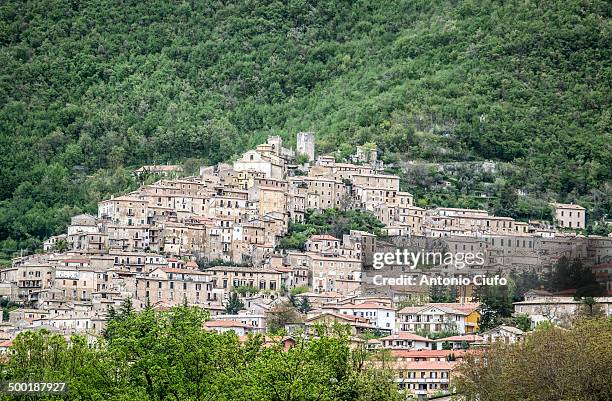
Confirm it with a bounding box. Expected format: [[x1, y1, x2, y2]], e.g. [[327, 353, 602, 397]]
[[1, 305, 401, 400], [550, 257, 605, 296], [225, 292, 244, 315], [267, 302, 303, 334], [298, 298, 312, 314], [290, 285, 309, 296], [514, 314, 532, 332], [475, 284, 514, 331], [456, 318, 612, 401]]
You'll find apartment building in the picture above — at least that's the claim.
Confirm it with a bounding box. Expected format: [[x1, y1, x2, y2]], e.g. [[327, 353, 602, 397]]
[[214, 311, 267, 333], [308, 253, 362, 295], [289, 176, 348, 209], [135, 267, 219, 306], [378, 332, 431, 349], [98, 195, 148, 226], [552, 203, 585, 230], [398, 305, 470, 334], [351, 173, 400, 191], [205, 266, 283, 293], [53, 264, 97, 301], [481, 325, 524, 344], [204, 319, 257, 335], [332, 301, 396, 332], [392, 361, 456, 398], [305, 234, 340, 254], [304, 312, 377, 336], [513, 295, 612, 327]]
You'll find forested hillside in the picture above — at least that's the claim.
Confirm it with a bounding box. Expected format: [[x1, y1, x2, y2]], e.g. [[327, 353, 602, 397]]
[[0, 0, 610, 256]]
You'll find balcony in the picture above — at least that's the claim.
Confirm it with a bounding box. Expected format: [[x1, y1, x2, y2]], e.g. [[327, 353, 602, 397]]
[[19, 281, 42, 288], [397, 378, 450, 384]]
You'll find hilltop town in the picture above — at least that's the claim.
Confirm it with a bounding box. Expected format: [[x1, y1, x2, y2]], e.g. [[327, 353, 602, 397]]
[[0, 132, 611, 399]]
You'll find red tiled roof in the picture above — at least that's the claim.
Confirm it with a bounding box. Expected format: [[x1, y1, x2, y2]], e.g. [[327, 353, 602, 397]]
[[205, 320, 252, 329], [306, 312, 375, 327], [427, 302, 480, 314], [435, 334, 484, 342], [394, 361, 459, 370], [390, 349, 468, 359], [380, 332, 429, 342], [592, 262, 612, 269], [161, 267, 207, 275], [398, 306, 426, 314], [350, 302, 395, 310]]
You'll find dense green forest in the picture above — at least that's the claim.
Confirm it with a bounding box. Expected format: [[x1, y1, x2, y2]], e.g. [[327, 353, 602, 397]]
[[0, 0, 610, 257], [0, 304, 400, 401]]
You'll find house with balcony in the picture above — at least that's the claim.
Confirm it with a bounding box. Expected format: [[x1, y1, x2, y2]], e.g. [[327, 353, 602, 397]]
[[335, 301, 396, 333], [378, 332, 432, 350], [481, 325, 524, 344], [378, 360, 457, 399], [397, 304, 469, 334]]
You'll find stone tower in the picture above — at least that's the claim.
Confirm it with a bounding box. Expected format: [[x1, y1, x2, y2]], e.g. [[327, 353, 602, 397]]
[[296, 132, 315, 162], [267, 135, 283, 156]]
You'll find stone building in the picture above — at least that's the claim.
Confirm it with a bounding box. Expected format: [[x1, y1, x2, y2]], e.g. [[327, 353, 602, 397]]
[[296, 131, 315, 161], [552, 203, 585, 230]]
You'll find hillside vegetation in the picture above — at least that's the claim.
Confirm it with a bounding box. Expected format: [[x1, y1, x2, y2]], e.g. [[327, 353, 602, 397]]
[[0, 304, 401, 401], [0, 0, 610, 255]]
